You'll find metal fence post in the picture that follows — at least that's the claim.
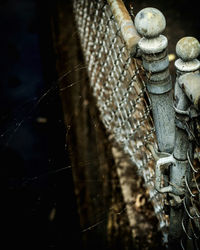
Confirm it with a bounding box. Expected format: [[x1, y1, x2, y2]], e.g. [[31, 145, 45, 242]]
[[174, 37, 200, 249], [134, 7, 175, 153], [174, 37, 200, 166], [134, 7, 176, 245], [135, 9, 200, 248], [152, 36, 200, 248], [74, 1, 200, 247]]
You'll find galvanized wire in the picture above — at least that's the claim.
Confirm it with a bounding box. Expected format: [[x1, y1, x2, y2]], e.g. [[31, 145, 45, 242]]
[[181, 148, 200, 247], [73, 0, 169, 241]]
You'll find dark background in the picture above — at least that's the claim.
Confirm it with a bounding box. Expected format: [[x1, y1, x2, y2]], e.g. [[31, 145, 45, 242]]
[[0, 0, 80, 249], [0, 0, 199, 249]]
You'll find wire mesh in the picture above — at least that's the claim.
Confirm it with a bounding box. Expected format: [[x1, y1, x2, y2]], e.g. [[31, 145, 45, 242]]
[[73, 0, 169, 241], [181, 146, 200, 247]]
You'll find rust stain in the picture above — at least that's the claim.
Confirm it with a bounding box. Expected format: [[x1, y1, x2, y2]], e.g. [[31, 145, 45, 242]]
[[107, 0, 141, 52]]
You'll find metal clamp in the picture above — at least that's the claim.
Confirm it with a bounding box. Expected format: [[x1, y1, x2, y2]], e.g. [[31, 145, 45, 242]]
[[155, 153, 189, 196], [155, 154, 174, 193]]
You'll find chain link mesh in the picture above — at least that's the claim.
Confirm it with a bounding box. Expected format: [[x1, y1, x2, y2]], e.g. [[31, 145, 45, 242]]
[[73, 0, 169, 241], [181, 145, 200, 245]]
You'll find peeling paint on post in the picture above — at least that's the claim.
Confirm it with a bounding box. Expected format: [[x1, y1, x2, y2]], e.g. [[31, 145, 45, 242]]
[[135, 7, 175, 153]]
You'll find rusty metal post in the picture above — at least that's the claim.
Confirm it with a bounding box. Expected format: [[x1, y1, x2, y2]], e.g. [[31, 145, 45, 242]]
[[135, 7, 175, 153]]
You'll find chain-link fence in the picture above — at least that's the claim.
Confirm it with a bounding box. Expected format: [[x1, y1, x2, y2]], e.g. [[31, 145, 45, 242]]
[[73, 0, 169, 243], [73, 0, 200, 249]]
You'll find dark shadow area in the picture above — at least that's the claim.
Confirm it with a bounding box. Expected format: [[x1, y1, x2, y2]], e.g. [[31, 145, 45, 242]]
[[0, 0, 81, 249]]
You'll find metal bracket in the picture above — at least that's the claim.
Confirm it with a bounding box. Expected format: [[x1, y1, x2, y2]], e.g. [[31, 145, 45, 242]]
[[155, 154, 174, 193], [148, 144, 180, 195], [174, 105, 199, 119], [155, 153, 188, 196]]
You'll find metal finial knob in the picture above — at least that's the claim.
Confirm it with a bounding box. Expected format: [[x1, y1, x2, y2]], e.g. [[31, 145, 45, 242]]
[[176, 37, 200, 61], [134, 7, 166, 38]]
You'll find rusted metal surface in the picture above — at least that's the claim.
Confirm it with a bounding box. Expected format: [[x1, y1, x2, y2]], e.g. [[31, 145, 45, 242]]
[[107, 0, 141, 55]]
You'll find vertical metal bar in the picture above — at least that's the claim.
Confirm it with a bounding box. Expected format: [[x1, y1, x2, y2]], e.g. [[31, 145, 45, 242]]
[[134, 7, 175, 246], [134, 7, 175, 153], [173, 37, 200, 250]]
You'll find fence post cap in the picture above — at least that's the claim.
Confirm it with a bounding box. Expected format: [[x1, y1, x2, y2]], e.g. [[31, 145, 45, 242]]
[[176, 37, 200, 61], [135, 7, 166, 38]]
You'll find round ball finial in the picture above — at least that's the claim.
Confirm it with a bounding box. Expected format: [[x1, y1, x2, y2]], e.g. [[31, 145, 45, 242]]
[[176, 37, 200, 61], [135, 7, 166, 38]]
